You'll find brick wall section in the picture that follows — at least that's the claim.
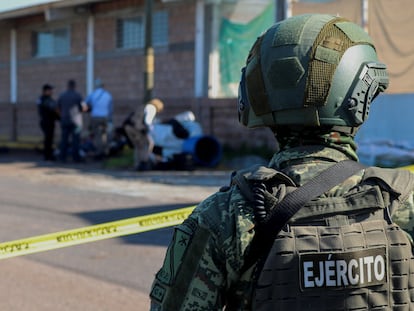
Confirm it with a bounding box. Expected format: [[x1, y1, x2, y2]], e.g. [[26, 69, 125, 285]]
[[0, 29, 9, 62], [94, 16, 116, 52], [168, 3, 196, 43], [0, 104, 14, 140], [0, 29, 10, 103], [71, 19, 87, 56], [94, 0, 145, 13], [155, 51, 195, 98], [0, 65, 10, 104]]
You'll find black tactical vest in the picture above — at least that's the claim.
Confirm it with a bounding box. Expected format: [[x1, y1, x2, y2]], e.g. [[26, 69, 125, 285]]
[[249, 166, 414, 310]]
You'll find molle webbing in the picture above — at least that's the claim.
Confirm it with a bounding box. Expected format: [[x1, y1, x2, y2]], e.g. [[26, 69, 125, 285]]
[[290, 185, 386, 223], [245, 35, 270, 116], [253, 167, 414, 311], [304, 17, 350, 107], [254, 220, 414, 310]]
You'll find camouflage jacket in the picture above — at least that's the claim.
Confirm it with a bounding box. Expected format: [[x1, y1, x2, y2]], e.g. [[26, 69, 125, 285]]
[[149, 146, 414, 310]]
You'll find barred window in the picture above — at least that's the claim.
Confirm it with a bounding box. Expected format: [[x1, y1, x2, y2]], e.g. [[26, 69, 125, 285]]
[[33, 27, 70, 57], [117, 11, 168, 49], [153, 11, 168, 47]]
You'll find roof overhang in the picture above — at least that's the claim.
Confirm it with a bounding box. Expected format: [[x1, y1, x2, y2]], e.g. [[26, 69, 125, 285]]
[[0, 0, 110, 20]]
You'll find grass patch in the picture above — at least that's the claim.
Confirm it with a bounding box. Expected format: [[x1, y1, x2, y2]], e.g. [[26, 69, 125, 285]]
[[103, 144, 277, 171], [103, 147, 134, 170], [221, 144, 275, 161]]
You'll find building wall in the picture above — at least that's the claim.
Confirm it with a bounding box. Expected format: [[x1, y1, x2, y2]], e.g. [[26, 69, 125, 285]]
[[0, 27, 10, 104]]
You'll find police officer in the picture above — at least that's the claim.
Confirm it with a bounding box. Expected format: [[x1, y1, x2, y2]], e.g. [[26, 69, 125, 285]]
[[37, 84, 59, 161], [149, 14, 414, 310]]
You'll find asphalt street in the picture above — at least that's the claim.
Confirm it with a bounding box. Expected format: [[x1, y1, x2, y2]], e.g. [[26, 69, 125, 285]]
[[0, 150, 230, 310]]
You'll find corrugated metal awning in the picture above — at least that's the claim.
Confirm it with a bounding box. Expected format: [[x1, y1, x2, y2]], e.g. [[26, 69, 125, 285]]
[[0, 0, 62, 13], [0, 0, 107, 19]]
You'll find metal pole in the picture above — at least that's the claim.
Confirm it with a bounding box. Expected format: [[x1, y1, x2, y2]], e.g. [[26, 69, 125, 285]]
[[194, 0, 205, 98], [86, 15, 95, 95], [10, 28, 17, 141], [143, 0, 154, 105], [10, 28, 17, 104], [276, 0, 285, 21], [276, 0, 292, 21]]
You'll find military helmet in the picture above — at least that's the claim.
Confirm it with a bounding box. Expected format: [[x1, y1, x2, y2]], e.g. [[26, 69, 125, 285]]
[[238, 14, 389, 133]]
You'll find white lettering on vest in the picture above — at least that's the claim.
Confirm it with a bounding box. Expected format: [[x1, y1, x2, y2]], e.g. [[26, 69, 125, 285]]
[[300, 247, 387, 290]]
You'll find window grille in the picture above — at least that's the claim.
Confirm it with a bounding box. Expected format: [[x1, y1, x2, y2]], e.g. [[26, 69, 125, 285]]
[[34, 27, 70, 57], [117, 11, 168, 49]]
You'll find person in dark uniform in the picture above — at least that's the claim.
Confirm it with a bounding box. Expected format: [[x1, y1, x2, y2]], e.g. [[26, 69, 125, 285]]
[[57, 79, 86, 163], [37, 84, 59, 161]]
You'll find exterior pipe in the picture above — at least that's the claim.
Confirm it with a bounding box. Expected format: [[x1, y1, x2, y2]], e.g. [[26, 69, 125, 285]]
[[86, 15, 95, 95]]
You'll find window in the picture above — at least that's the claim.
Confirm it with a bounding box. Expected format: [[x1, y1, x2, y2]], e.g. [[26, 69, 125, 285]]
[[153, 11, 168, 47], [117, 16, 145, 49], [117, 11, 168, 49], [33, 27, 70, 57]]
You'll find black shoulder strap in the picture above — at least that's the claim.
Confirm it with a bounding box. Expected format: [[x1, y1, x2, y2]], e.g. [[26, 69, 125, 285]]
[[241, 160, 366, 272]]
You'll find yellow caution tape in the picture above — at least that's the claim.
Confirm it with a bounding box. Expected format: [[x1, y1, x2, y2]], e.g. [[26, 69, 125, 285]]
[[1, 164, 413, 261], [401, 165, 414, 172], [0, 206, 196, 260]]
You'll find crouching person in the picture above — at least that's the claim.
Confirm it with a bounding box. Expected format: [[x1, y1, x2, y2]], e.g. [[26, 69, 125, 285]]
[[123, 98, 164, 171]]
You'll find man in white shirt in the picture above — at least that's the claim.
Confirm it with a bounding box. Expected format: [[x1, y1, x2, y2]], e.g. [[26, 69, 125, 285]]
[[86, 78, 113, 159]]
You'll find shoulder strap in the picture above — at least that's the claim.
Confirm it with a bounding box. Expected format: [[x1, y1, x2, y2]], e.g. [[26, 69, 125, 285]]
[[88, 89, 105, 107], [241, 160, 366, 272], [232, 164, 296, 202]]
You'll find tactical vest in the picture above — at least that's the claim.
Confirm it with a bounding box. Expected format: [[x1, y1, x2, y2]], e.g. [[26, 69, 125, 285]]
[[238, 165, 414, 310]]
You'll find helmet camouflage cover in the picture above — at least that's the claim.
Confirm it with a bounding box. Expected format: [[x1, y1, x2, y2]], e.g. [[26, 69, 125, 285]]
[[238, 14, 389, 132]]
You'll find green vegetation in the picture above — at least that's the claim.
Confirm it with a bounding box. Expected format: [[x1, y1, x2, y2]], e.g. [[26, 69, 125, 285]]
[[103, 144, 277, 171], [103, 147, 134, 170], [221, 143, 275, 162]]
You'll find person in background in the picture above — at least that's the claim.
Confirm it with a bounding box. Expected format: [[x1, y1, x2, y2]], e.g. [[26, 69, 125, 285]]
[[86, 78, 113, 160], [123, 98, 164, 171], [57, 79, 86, 163], [37, 84, 59, 161], [149, 14, 414, 310]]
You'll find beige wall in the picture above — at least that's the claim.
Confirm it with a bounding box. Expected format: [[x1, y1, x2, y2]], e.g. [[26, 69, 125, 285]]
[[293, 0, 414, 94]]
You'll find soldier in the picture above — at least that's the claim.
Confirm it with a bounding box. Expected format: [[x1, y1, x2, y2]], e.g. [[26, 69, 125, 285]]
[[149, 14, 414, 310]]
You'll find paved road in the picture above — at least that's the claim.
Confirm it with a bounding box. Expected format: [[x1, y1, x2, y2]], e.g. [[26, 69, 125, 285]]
[[0, 154, 229, 310]]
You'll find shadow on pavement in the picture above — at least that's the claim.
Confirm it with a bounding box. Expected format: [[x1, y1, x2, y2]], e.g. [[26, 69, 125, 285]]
[[76, 203, 197, 247], [0, 148, 231, 187]]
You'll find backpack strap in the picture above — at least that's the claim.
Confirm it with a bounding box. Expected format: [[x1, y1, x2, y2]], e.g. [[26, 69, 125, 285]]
[[241, 160, 366, 272]]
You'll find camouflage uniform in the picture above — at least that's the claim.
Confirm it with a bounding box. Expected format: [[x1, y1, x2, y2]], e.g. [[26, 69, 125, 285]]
[[150, 14, 412, 310], [149, 144, 414, 310]]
